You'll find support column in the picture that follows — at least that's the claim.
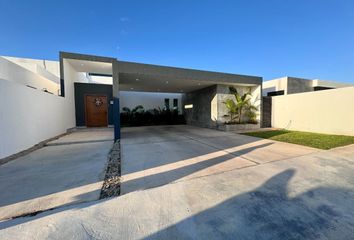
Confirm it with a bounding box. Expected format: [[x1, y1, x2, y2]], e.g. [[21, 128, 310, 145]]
[[112, 60, 120, 141]]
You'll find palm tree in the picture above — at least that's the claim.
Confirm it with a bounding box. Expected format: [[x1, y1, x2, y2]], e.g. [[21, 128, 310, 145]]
[[223, 87, 257, 124]]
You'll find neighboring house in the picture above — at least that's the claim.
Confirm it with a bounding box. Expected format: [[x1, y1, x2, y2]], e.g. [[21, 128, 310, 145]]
[[261, 76, 354, 136], [0, 52, 262, 159], [263, 76, 353, 96]]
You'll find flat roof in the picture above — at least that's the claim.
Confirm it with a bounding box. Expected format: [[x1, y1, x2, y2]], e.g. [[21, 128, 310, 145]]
[[61, 52, 262, 93]]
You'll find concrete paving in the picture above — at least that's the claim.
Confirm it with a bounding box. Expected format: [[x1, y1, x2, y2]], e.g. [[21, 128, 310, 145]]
[[1, 125, 354, 239], [121, 125, 318, 193], [0, 128, 113, 220]]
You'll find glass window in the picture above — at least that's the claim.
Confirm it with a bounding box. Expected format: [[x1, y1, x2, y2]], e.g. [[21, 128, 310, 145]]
[[164, 98, 170, 110], [173, 98, 178, 110]]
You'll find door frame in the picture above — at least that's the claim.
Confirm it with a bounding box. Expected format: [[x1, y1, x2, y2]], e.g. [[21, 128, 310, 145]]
[[84, 94, 109, 127]]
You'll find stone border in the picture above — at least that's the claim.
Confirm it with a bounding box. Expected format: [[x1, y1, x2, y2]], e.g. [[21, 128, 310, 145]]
[[100, 140, 121, 199]]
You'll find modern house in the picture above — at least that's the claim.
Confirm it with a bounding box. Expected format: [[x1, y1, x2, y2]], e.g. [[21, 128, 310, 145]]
[[263, 76, 352, 96], [0, 52, 262, 159]]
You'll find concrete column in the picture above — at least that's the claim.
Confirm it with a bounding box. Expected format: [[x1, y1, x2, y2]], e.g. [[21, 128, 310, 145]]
[[112, 61, 120, 141]]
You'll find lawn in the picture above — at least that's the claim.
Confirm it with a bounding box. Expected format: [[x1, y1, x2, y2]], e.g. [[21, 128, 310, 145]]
[[242, 130, 354, 150]]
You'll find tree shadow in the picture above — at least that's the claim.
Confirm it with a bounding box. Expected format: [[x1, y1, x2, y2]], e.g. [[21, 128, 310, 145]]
[[144, 169, 354, 239]]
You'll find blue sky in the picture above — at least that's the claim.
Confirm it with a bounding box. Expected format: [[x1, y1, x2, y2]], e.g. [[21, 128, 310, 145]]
[[1, 0, 354, 82]]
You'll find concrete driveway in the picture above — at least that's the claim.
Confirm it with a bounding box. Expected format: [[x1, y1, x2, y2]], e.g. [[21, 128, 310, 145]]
[[1, 125, 354, 239], [0, 128, 113, 220], [120, 125, 317, 194]]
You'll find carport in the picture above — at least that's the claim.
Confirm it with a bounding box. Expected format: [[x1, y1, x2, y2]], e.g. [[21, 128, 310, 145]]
[[60, 52, 262, 141]]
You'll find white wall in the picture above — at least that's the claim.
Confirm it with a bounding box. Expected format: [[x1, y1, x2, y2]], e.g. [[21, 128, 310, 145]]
[[262, 77, 287, 96], [90, 75, 113, 85], [0, 80, 75, 159], [0, 59, 78, 159], [120, 91, 183, 112], [0, 57, 60, 94], [272, 86, 354, 135], [3, 56, 60, 77]]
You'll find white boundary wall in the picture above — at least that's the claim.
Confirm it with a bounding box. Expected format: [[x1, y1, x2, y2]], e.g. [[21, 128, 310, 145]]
[[272, 86, 354, 135], [0, 80, 75, 159], [0, 59, 80, 159]]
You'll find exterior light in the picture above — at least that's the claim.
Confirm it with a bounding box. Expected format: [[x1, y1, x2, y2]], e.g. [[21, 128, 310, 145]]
[[184, 104, 193, 109], [136, 78, 139, 81], [166, 81, 169, 84]]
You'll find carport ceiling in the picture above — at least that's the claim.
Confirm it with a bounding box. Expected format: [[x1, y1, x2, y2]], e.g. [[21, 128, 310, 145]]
[[119, 73, 216, 93], [66, 59, 113, 75], [118, 61, 261, 93]]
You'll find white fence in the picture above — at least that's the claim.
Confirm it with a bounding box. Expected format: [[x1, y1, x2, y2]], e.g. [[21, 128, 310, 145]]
[[272, 86, 354, 136]]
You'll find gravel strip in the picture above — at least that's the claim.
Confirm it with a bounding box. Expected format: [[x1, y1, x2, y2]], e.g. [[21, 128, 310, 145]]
[[100, 140, 121, 199]]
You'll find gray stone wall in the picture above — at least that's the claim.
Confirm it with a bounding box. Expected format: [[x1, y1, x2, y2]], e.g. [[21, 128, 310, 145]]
[[287, 77, 313, 94], [183, 85, 217, 128], [183, 84, 261, 128]]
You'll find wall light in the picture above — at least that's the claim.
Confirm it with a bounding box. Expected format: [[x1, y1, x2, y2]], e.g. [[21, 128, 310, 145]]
[[184, 104, 193, 109]]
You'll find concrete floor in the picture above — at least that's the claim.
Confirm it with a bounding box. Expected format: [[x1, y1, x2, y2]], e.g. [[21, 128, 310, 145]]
[[0, 128, 113, 220], [1, 125, 354, 239]]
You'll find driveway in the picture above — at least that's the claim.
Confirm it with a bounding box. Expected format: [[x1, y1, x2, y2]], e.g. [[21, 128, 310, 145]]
[[0, 128, 113, 220], [1, 125, 354, 239], [120, 125, 317, 194]]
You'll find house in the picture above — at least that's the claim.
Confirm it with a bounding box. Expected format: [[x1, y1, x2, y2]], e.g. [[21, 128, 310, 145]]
[[0, 52, 262, 159], [262, 76, 352, 96]]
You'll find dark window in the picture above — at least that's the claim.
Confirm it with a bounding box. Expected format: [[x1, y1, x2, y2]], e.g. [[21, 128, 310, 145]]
[[314, 86, 333, 91], [164, 98, 170, 110], [173, 98, 178, 109], [267, 90, 285, 97]]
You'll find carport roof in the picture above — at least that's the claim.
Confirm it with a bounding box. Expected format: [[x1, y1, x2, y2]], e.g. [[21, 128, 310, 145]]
[[60, 51, 262, 93]]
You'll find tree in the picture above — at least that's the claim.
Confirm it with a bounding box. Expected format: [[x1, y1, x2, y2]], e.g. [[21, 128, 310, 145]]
[[223, 87, 258, 124]]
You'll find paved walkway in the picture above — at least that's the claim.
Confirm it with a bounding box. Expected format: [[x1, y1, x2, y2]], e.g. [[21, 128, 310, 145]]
[[0, 128, 113, 220], [1, 126, 354, 239]]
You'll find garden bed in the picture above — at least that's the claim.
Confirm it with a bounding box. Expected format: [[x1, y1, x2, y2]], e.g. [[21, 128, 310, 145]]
[[218, 123, 260, 132]]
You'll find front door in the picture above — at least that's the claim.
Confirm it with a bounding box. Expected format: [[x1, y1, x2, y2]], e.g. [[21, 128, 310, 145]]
[[85, 95, 108, 127]]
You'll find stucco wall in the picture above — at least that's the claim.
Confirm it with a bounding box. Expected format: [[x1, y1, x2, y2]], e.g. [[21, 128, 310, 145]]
[[272, 86, 354, 135], [0, 80, 75, 159]]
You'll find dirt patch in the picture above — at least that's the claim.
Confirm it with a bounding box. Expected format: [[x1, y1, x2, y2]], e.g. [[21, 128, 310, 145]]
[[100, 140, 121, 198]]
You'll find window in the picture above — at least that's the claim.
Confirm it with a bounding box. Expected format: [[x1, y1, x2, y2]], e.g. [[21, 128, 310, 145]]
[[267, 90, 284, 96], [173, 98, 178, 110], [164, 98, 170, 110]]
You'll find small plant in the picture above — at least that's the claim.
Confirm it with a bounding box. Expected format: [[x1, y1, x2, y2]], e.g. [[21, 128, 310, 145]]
[[121, 105, 185, 126], [223, 87, 258, 124]]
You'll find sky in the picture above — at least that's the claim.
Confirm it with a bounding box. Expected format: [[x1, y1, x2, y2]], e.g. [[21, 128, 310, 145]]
[[1, 0, 354, 82]]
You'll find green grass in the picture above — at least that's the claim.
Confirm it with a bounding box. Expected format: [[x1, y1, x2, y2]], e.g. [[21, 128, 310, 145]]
[[242, 130, 354, 150]]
